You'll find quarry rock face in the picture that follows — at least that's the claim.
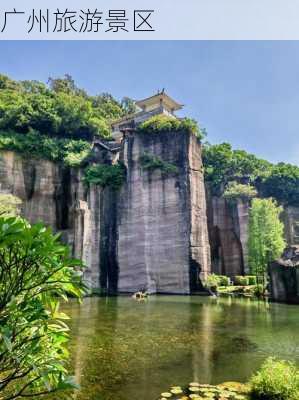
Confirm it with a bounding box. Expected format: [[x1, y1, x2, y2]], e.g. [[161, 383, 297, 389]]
[[0, 131, 211, 294], [269, 246, 299, 304], [0, 151, 63, 228], [117, 131, 210, 293], [207, 194, 249, 277], [283, 206, 299, 246], [2, 141, 299, 295]]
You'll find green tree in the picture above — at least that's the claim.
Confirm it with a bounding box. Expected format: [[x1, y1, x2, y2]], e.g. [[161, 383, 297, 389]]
[[203, 143, 272, 194], [248, 198, 285, 287], [260, 162, 299, 207], [121, 97, 137, 115], [0, 217, 85, 399], [0, 73, 125, 140], [48, 74, 85, 96]]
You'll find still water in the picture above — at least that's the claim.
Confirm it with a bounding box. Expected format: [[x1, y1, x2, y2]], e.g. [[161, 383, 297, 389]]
[[63, 296, 299, 400]]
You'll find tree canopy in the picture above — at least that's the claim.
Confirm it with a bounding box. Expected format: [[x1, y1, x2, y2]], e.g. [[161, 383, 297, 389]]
[[0, 74, 128, 141], [260, 162, 299, 207], [203, 142, 299, 206]]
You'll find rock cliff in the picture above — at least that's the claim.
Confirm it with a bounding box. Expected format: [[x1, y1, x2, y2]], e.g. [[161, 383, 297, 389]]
[[0, 130, 211, 294], [269, 246, 299, 304], [117, 131, 210, 293], [207, 194, 249, 277], [1, 134, 298, 292], [207, 195, 299, 278]]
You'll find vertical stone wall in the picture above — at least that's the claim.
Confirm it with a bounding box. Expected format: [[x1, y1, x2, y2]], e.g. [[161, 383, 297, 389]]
[[206, 194, 249, 277], [283, 206, 299, 246], [117, 131, 211, 293], [269, 264, 299, 304], [188, 134, 211, 285], [0, 151, 61, 227], [2, 147, 299, 291]]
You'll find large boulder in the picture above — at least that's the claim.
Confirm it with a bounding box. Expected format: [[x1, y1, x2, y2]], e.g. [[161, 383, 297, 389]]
[[268, 246, 299, 304]]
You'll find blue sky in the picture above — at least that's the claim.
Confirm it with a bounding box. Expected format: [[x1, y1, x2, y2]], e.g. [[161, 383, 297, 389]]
[[0, 41, 298, 164]]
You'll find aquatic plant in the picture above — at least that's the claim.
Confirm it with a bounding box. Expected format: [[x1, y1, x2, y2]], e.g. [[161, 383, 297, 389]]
[[158, 381, 250, 400]]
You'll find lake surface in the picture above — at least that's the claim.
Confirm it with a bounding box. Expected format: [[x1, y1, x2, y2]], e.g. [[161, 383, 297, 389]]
[[63, 296, 299, 400]]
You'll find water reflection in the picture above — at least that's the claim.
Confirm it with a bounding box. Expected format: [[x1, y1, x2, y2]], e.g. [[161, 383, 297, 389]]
[[62, 296, 299, 400]]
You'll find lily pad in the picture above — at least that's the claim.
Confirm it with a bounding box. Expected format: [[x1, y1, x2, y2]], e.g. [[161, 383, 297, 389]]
[[171, 389, 183, 395]]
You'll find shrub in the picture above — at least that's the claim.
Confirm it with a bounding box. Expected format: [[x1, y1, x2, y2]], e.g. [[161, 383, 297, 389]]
[[137, 115, 205, 139], [224, 181, 257, 201], [139, 152, 178, 175], [247, 275, 257, 285], [234, 276, 249, 286], [83, 163, 126, 190], [205, 274, 220, 289], [0, 216, 85, 399], [253, 284, 265, 298], [218, 275, 230, 287], [250, 357, 299, 400]]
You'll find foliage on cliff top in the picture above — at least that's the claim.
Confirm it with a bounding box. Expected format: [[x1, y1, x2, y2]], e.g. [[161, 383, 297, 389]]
[[0, 73, 132, 141], [203, 143, 271, 191], [261, 162, 299, 207], [0, 130, 92, 167], [83, 163, 126, 190], [224, 182, 257, 201], [137, 115, 205, 139], [203, 142, 299, 206]]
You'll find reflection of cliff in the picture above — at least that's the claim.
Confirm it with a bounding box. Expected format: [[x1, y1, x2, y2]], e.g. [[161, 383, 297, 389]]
[[190, 300, 214, 384], [65, 298, 120, 400]]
